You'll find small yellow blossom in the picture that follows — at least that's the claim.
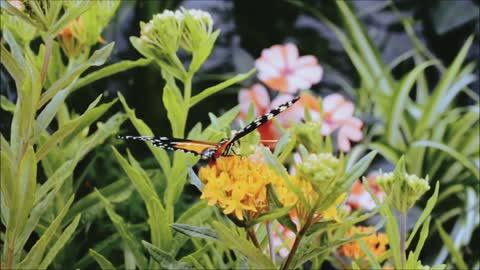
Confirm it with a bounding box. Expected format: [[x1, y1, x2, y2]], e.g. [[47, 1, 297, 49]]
[[199, 156, 287, 220], [339, 226, 389, 260]]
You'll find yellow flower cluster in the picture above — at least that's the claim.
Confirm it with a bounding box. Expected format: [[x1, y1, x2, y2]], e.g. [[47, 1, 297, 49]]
[[339, 226, 389, 259], [199, 156, 282, 220], [199, 155, 345, 222]]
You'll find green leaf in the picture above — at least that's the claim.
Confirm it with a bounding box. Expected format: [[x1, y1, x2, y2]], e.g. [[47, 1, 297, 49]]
[[386, 61, 434, 146], [190, 68, 256, 107], [188, 30, 220, 74], [38, 43, 114, 108], [63, 177, 133, 226], [111, 147, 172, 250], [260, 146, 309, 208], [89, 249, 116, 270], [212, 221, 276, 269], [382, 205, 402, 269], [406, 182, 439, 249], [35, 160, 74, 205], [38, 214, 81, 269], [142, 240, 194, 270], [412, 140, 479, 179], [118, 92, 171, 175], [171, 223, 219, 241], [95, 189, 148, 269], [17, 195, 75, 269], [414, 36, 474, 138], [0, 149, 15, 208], [34, 87, 70, 141], [36, 97, 116, 161], [435, 220, 468, 270], [49, 0, 91, 35], [9, 146, 37, 241], [163, 78, 186, 138], [405, 217, 431, 269], [72, 58, 152, 92], [0, 43, 23, 89], [247, 206, 293, 227], [0, 95, 15, 113], [357, 236, 382, 269]]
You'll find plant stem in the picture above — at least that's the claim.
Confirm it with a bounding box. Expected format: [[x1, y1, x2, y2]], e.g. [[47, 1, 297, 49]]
[[40, 35, 53, 86], [282, 213, 314, 270], [266, 221, 276, 263], [247, 228, 260, 249], [399, 212, 407, 269]]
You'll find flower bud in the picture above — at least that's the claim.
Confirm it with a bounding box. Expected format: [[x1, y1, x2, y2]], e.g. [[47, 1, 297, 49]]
[[181, 8, 214, 53], [376, 157, 430, 214], [57, 18, 88, 58], [140, 10, 183, 55], [295, 153, 342, 195], [294, 121, 323, 153]]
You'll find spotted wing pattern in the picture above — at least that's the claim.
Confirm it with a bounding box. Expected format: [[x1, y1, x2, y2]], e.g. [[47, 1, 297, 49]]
[[119, 96, 300, 160], [213, 96, 300, 158], [118, 135, 218, 159]]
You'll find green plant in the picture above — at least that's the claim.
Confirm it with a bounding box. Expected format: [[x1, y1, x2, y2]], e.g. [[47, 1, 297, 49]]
[[0, 1, 149, 268]]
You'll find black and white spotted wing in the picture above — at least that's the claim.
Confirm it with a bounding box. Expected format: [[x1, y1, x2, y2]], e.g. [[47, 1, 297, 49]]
[[117, 135, 219, 159], [231, 96, 300, 142], [119, 96, 300, 161]]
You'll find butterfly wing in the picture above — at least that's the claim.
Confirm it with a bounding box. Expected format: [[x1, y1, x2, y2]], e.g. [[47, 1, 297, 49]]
[[214, 96, 300, 158], [118, 135, 218, 159]]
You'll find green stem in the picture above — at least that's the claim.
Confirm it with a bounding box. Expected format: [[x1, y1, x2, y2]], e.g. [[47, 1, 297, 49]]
[[40, 35, 53, 86], [399, 212, 407, 269], [282, 213, 314, 270], [247, 228, 260, 249], [266, 221, 276, 263]]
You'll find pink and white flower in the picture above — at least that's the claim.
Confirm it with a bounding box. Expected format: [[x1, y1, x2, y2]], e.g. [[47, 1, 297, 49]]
[[255, 43, 323, 94]]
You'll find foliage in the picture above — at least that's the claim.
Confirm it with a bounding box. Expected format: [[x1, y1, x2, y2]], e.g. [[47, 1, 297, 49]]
[[1, 0, 478, 270]]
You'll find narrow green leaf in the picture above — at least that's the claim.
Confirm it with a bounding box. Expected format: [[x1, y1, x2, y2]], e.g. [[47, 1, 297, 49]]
[[35, 160, 74, 205], [38, 43, 114, 108], [18, 195, 75, 269], [171, 224, 218, 241], [260, 146, 309, 208], [38, 214, 81, 269], [89, 249, 116, 270], [247, 206, 293, 227], [412, 140, 479, 179], [95, 189, 148, 269], [0, 150, 15, 208], [34, 88, 70, 141], [407, 217, 431, 269], [386, 61, 434, 146], [142, 240, 194, 270], [72, 58, 152, 92], [0, 43, 23, 89], [49, 1, 91, 35], [406, 182, 439, 249], [435, 220, 468, 270], [414, 36, 474, 137], [36, 98, 116, 161], [190, 68, 256, 107], [118, 92, 171, 175], [163, 80, 186, 138], [357, 236, 382, 269], [212, 221, 276, 269]]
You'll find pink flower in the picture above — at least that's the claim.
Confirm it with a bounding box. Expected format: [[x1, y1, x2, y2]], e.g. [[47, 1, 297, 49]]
[[322, 94, 363, 152], [346, 173, 385, 211], [255, 43, 323, 94], [238, 84, 282, 145]]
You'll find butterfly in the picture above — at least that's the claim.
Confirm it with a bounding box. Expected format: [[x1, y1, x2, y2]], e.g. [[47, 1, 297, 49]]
[[119, 96, 300, 160]]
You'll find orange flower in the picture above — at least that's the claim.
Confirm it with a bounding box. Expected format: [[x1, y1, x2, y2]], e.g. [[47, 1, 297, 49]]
[[255, 43, 323, 93], [339, 226, 389, 260]]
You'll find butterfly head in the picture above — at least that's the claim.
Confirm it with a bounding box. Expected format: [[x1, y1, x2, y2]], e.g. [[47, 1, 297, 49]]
[[201, 147, 217, 160]]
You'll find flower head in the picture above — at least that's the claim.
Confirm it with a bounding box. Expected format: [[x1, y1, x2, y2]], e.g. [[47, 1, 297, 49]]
[[255, 43, 323, 93], [181, 8, 214, 52], [57, 18, 88, 58], [199, 155, 286, 220], [140, 10, 184, 55], [339, 226, 389, 260]]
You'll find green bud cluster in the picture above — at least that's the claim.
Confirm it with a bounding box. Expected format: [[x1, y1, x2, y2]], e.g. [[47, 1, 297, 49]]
[[376, 157, 430, 214], [296, 153, 343, 196], [294, 121, 323, 153]]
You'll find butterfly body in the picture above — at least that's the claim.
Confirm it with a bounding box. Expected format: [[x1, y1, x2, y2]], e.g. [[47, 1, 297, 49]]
[[119, 97, 299, 160]]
